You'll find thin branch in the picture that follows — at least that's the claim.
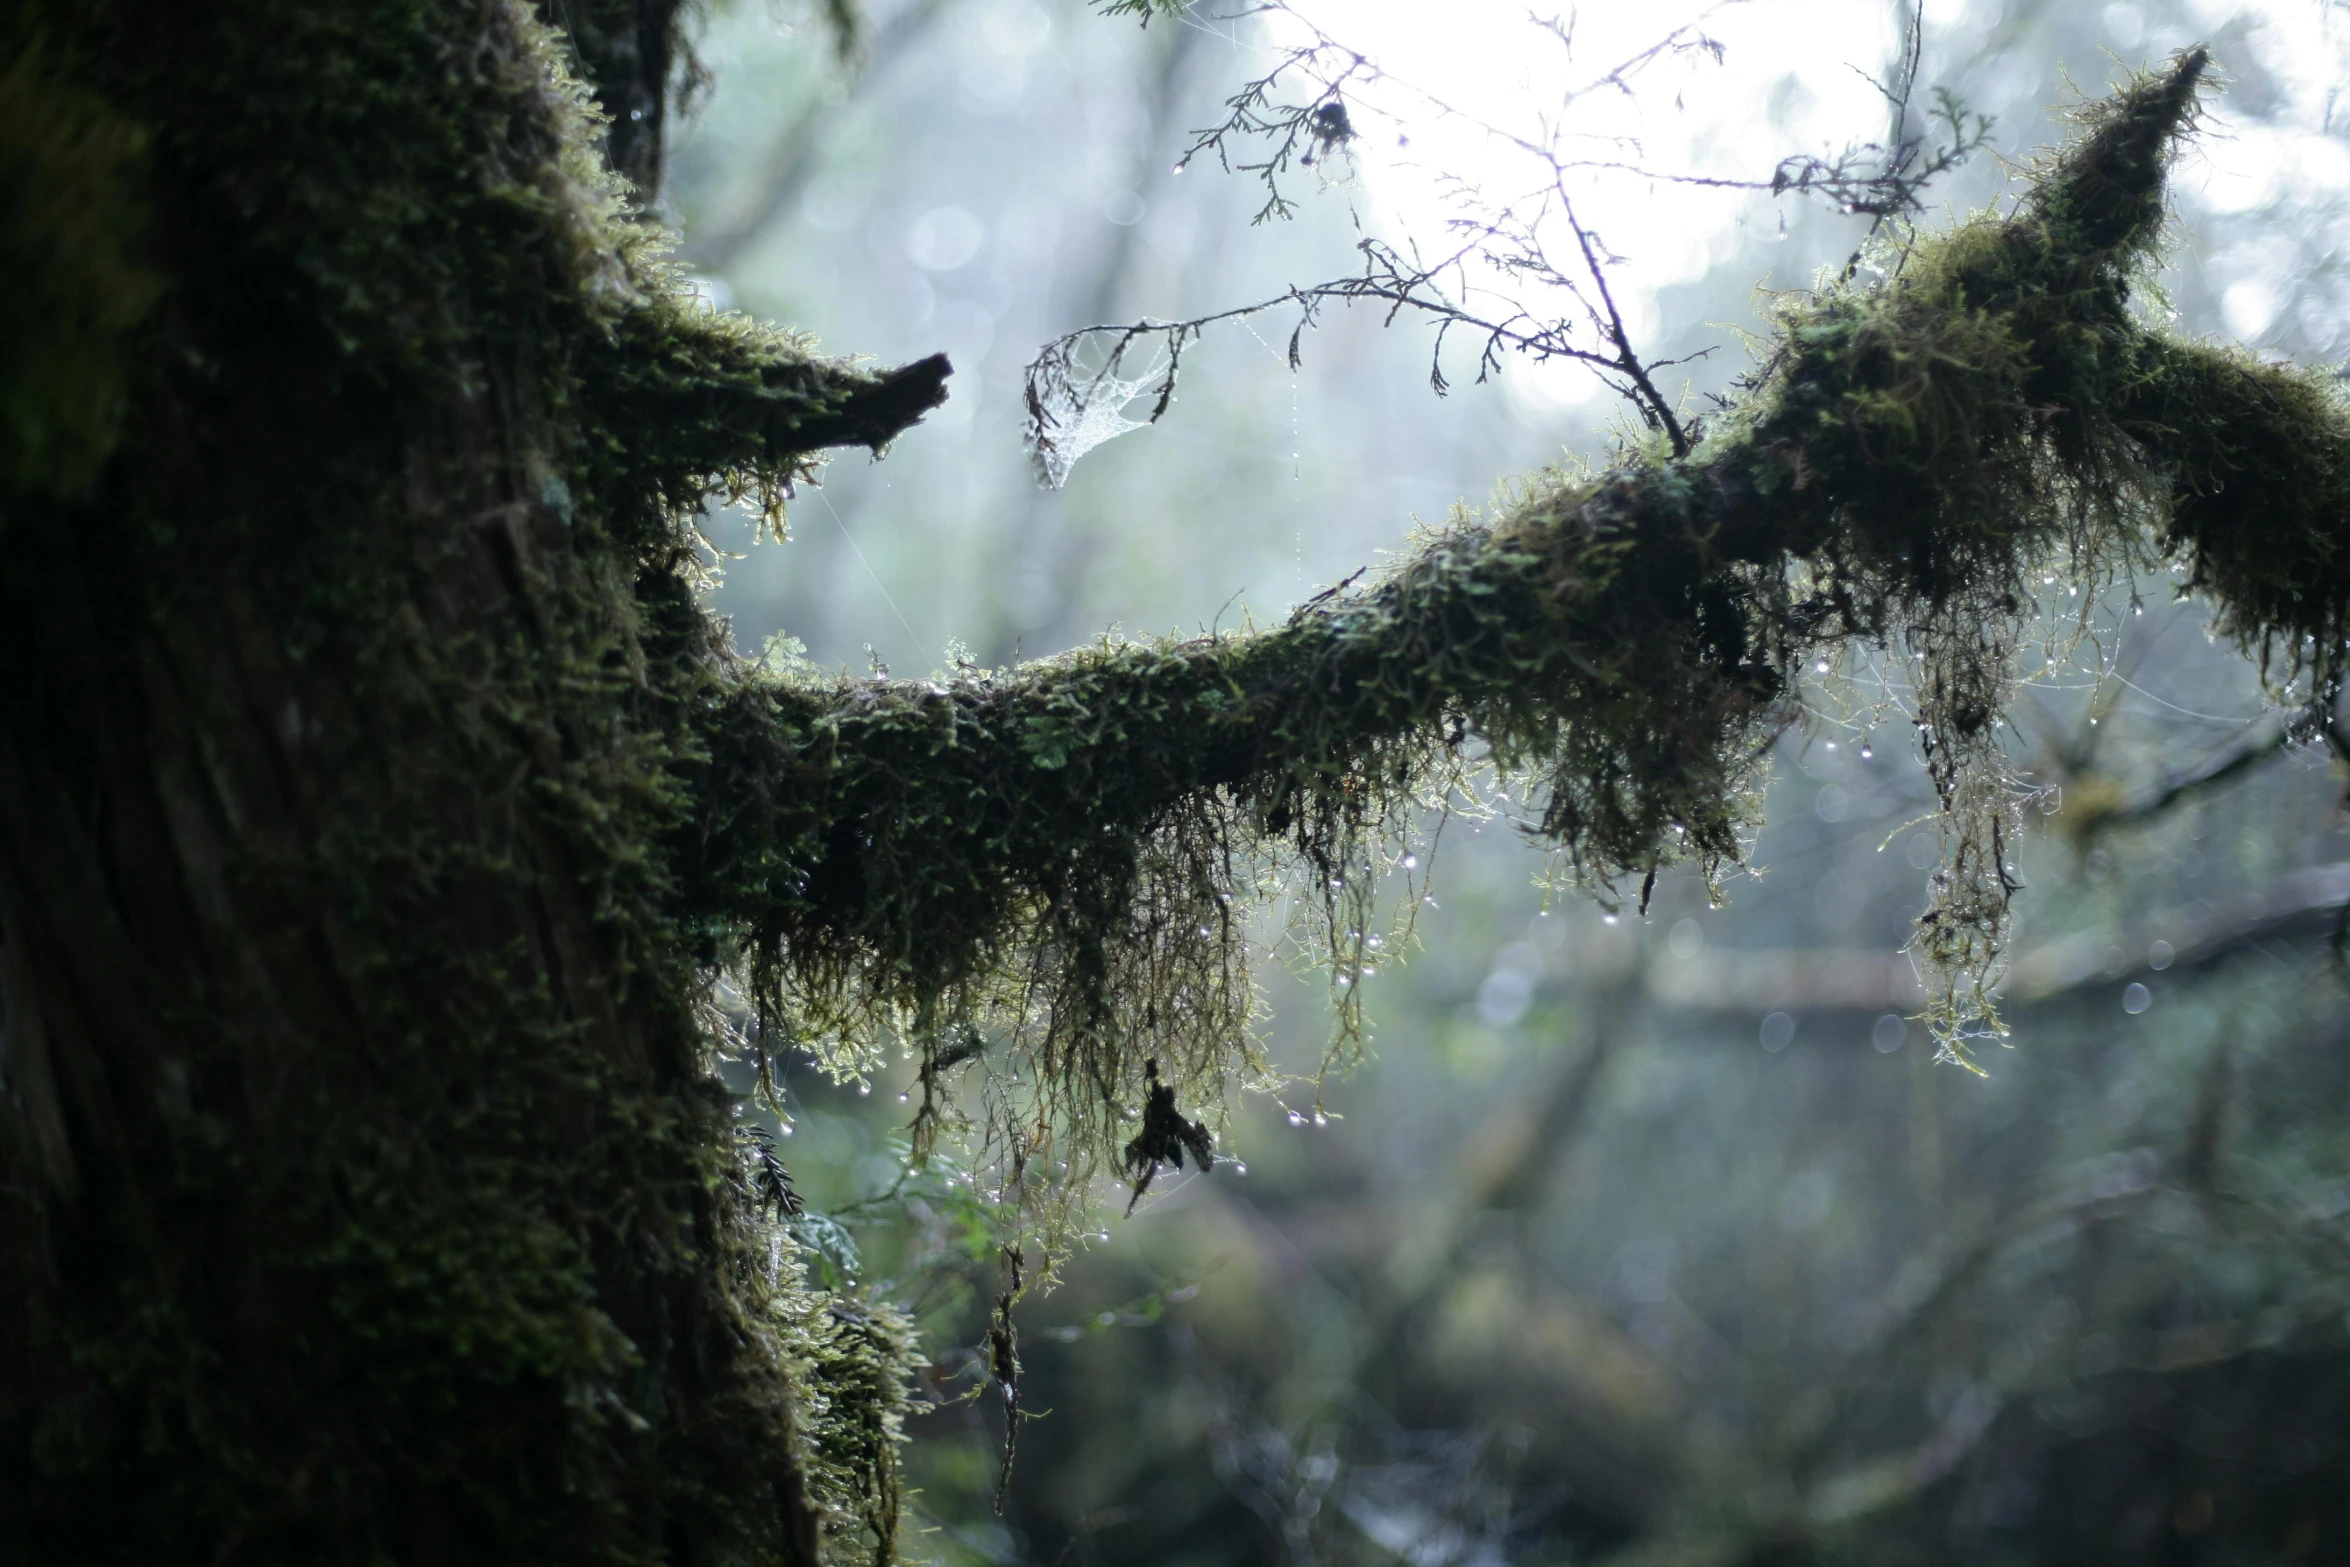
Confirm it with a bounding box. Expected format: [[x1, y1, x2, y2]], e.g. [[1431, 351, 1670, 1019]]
[[2008, 861, 2350, 1001], [2065, 706, 2309, 840], [1026, 3, 1989, 481]]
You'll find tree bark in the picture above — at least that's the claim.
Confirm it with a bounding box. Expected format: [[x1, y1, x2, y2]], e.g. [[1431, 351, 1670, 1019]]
[[0, 4, 935, 1561]]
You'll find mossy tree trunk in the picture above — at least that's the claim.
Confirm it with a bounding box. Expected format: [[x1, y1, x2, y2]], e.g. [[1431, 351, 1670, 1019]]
[[1, 4, 939, 1561]]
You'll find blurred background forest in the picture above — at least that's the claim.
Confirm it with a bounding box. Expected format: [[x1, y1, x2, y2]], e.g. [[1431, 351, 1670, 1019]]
[[664, 0, 2350, 1560]]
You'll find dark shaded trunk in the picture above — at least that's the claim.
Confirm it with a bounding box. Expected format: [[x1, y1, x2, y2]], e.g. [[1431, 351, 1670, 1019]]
[[0, 4, 924, 1561]]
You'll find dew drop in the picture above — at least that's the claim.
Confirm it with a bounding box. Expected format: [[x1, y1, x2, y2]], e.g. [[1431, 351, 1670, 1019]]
[[1312, 1112, 1328, 1127], [1286, 1111, 1305, 1126], [1172, 161, 1188, 175], [1401, 854, 1420, 870], [779, 1123, 794, 1137], [1234, 1162, 1249, 1176], [897, 1092, 910, 1104], [1824, 740, 1837, 751], [1859, 742, 1874, 759], [1602, 913, 1619, 925], [858, 1083, 871, 1097]]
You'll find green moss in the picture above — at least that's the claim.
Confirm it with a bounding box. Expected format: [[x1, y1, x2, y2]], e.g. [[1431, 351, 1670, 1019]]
[[3, 2, 935, 1563], [768, 1259, 921, 1567], [0, 5, 162, 502]]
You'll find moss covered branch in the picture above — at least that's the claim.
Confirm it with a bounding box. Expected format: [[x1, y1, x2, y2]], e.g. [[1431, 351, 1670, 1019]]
[[585, 300, 953, 526], [676, 49, 2350, 1170]]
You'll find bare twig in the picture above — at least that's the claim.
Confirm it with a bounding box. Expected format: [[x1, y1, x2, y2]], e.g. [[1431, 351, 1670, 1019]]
[[1027, 2, 1989, 482]]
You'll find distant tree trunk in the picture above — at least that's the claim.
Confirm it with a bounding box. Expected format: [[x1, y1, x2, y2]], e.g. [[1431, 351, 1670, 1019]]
[[0, 4, 937, 1561]]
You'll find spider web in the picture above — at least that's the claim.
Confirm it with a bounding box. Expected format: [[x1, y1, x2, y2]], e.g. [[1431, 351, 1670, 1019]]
[[1024, 352, 1169, 490]]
